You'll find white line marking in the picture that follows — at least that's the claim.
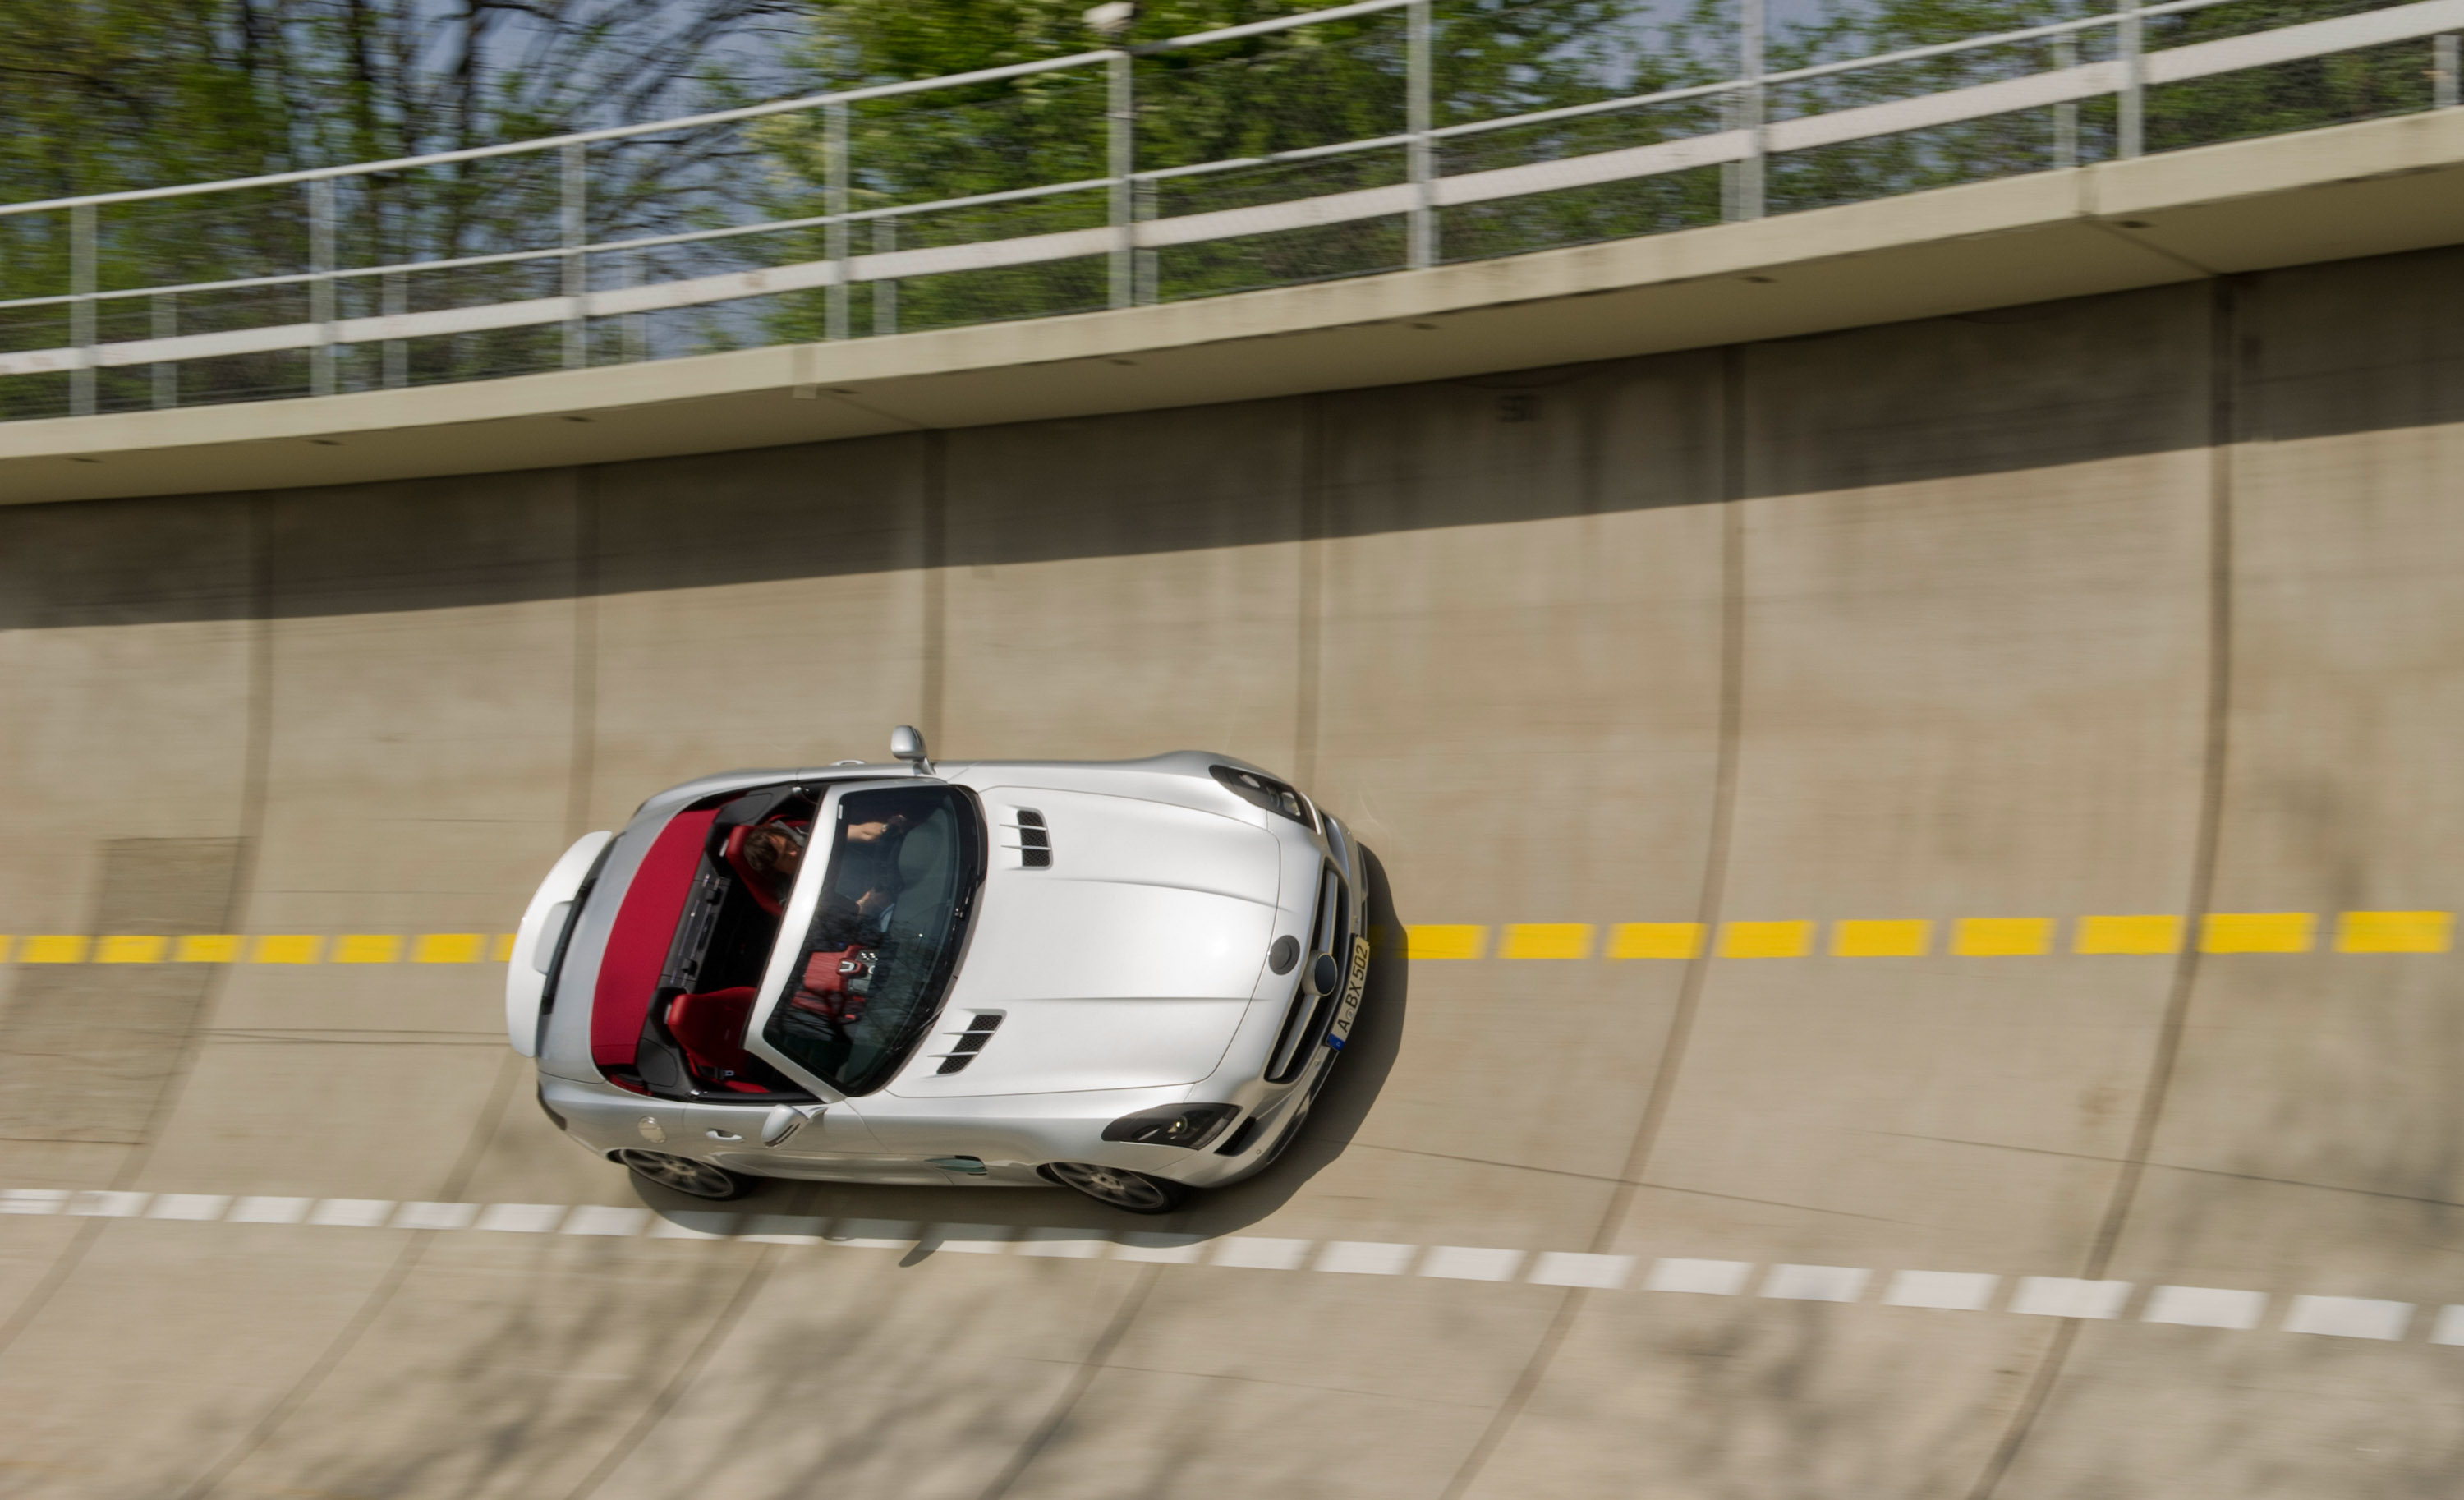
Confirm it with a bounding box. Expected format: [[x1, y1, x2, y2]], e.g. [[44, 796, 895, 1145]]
[[1213, 1236, 1312, 1271], [2430, 1306, 2464, 1346], [228, 1196, 314, 1225], [0, 1189, 67, 1214], [744, 1214, 830, 1245], [308, 1199, 395, 1228], [2143, 1285, 2266, 1330], [473, 1203, 565, 1233], [930, 1224, 1014, 1254], [2009, 1277, 2131, 1319], [146, 1194, 232, 1222], [562, 1205, 649, 1236], [1017, 1229, 1109, 1258], [1527, 1251, 1634, 1290], [1647, 1258, 1754, 1295], [1420, 1245, 1524, 1282], [391, 1201, 478, 1231], [821, 1218, 913, 1249], [648, 1212, 738, 1240], [68, 1191, 151, 1218], [1112, 1232, 1209, 1263], [2282, 1295, 2411, 1341], [1883, 1270, 1998, 1310], [1763, 1263, 1870, 1302], [1317, 1240, 1417, 1275]]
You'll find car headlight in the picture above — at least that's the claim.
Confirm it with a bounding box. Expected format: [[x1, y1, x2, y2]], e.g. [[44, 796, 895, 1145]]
[[1101, 1102, 1240, 1149], [1210, 765, 1317, 829]]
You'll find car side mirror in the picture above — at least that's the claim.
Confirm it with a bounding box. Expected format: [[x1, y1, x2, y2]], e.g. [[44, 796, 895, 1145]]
[[890, 725, 932, 775], [761, 1102, 824, 1146]]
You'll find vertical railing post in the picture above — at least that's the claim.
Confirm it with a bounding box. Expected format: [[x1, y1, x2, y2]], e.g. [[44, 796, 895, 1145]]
[[1407, 0, 1435, 269], [2053, 30, 2080, 169], [874, 217, 898, 335], [310, 177, 337, 397], [383, 270, 407, 388], [826, 99, 850, 341], [1726, 0, 1766, 222], [69, 202, 96, 416], [623, 249, 648, 361], [151, 293, 177, 410], [2436, 33, 2460, 109], [562, 141, 588, 369], [1109, 51, 1134, 311], [1133, 178, 1159, 305], [2118, 0, 2145, 159]]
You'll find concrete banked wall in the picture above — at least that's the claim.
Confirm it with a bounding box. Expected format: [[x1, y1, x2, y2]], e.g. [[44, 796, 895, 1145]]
[[2, 238, 2462, 1499]]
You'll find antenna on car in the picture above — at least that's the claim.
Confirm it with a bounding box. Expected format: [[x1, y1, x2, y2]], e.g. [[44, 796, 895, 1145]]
[[890, 725, 933, 777]]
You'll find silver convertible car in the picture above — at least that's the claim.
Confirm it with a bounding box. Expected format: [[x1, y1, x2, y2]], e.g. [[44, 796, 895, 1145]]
[[506, 730, 1369, 1213]]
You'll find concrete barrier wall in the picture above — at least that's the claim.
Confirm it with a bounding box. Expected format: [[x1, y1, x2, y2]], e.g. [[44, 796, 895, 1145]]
[[1, 242, 2461, 1498]]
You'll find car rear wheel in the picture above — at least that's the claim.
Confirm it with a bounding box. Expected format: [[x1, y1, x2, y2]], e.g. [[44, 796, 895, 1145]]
[[614, 1149, 755, 1201], [1042, 1161, 1190, 1215]]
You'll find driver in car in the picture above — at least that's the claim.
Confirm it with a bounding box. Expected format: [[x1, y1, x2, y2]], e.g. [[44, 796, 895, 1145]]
[[742, 814, 909, 923]]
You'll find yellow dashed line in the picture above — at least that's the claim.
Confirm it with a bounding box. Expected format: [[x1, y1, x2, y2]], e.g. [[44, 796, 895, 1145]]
[[94, 935, 168, 964], [1501, 923, 1594, 959], [1721, 920, 1813, 959], [2201, 912, 2314, 955], [0, 913, 2448, 968], [2335, 910, 2451, 954], [333, 934, 401, 964], [1953, 918, 2053, 957], [1608, 922, 1703, 959], [2075, 914, 2181, 955], [251, 935, 324, 964], [416, 932, 485, 964], [1832, 919, 1930, 958], [1405, 924, 1486, 960]]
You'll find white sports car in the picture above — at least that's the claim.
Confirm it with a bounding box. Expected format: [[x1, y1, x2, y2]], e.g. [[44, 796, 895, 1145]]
[[507, 729, 1369, 1213]]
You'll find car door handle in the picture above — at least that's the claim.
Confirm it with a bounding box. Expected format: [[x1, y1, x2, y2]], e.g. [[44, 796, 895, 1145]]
[[706, 1130, 742, 1141]]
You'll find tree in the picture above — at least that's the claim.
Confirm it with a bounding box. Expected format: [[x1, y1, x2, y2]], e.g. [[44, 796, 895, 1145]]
[[0, 0, 801, 417], [750, 1, 1672, 336]]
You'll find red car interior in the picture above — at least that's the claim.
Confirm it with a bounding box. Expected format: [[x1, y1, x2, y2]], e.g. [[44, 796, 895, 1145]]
[[590, 807, 719, 1068], [664, 987, 769, 1091], [721, 824, 781, 916]]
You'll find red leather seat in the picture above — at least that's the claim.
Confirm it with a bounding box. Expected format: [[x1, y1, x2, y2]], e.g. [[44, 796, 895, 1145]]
[[723, 826, 782, 916], [664, 987, 768, 1093]]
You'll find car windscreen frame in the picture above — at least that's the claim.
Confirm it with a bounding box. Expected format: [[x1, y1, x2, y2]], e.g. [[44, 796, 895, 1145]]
[[737, 778, 986, 1101]]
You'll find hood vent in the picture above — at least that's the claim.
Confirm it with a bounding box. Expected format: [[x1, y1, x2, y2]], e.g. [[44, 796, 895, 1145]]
[[1004, 808, 1052, 869], [932, 1013, 1004, 1074]]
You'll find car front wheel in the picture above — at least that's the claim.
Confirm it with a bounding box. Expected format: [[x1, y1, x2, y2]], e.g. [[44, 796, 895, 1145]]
[[1042, 1161, 1190, 1215], [614, 1148, 755, 1201]]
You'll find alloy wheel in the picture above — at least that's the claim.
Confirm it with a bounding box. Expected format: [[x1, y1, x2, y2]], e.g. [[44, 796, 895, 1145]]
[[615, 1149, 749, 1200], [1045, 1161, 1186, 1214]]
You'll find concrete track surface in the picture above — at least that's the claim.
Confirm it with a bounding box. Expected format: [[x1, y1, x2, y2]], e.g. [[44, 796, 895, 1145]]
[[4, 244, 2464, 1499]]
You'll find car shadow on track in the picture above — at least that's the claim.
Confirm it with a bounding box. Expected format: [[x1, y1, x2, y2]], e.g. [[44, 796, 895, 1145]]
[[627, 845, 1409, 1248]]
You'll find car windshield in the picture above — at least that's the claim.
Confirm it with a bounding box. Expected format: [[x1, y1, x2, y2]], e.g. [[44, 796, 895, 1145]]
[[761, 785, 983, 1095]]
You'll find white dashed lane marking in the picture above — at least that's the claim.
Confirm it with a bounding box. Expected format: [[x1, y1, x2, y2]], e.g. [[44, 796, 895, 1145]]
[[7, 1186, 2462, 1347]]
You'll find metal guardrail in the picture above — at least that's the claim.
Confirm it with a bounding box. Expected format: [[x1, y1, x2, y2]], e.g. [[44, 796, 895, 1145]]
[[2, 0, 2459, 419]]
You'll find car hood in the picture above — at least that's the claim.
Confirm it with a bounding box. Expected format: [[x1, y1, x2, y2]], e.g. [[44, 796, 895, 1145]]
[[892, 786, 1284, 1097]]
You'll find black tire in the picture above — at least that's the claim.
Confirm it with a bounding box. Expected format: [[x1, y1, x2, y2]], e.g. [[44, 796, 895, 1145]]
[[1041, 1161, 1192, 1215], [614, 1149, 756, 1201]]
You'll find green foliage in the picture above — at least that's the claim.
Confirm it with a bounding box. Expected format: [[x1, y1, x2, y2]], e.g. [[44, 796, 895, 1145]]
[[0, 0, 796, 416]]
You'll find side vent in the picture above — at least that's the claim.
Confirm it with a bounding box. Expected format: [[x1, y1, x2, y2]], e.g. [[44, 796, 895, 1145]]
[[934, 1013, 1004, 1074], [1008, 809, 1052, 869]]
